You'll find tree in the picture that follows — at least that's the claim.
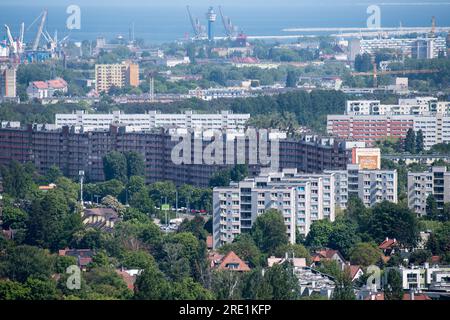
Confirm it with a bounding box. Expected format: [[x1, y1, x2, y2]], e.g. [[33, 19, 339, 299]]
[[125, 152, 145, 178], [426, 195, 440, 221], [211, 270, 243, 300], [409, 249, 432, 265], [45, 165, 63, 184], [171, 278, 214, 300], [354, 53, 372, 72], [242, 268, 273, 300], [286, 70, 297, 88], [266, 262, 299, 300], [0, 245, 54, 282], [1, 206, 28, 230], [416, 129, 424, 153], [273, 243, 311, 264], [0, 161, 35, 198], [405, 128, 416, 154], [209, 169, 231, 188], [134, 266, 172, 300], [368, 201, 419, 248], [349, 242, 381, 267], [384, 269, 403, 300], [328, 219, 360, 259], [0, 280, 30, 300], [305, 219, 334, 249], [332, 268, 355, 300], [251, 209, 289, 254], [103, 151, 128, 183], [24, 277, 59, 300], [219, 234, 264, 268], [121, 250, 156, 270], [26, 191, 83, 250], [178, 216, 208, 241]]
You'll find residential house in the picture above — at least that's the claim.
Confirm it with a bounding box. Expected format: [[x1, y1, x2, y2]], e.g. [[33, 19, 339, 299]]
[[209, 251, 251, 272], [311, 249, 347, 269], [82, 208, 120, 231], [27, 78, 68, 99], [58, 248, 94, 271]]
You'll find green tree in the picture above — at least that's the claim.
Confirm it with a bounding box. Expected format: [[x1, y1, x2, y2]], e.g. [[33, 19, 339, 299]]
[[0, 279, 30, 300], [416, 129, 424, 154], [121, 250, 156, 270], [266, 262, 299, 300], [26, 191, 83, 250], [219, 234, 264, 268], [384, 269, 403, 300], [0, 245, 54, 282], [405, 128, 416, 154], [171, 278, 214, 300], [426, 195, 440, 221], [328, 219, 360, 259], [332, 269, 355, 300], [209, 169, 231, 188], [368, 201, 419, 248], [0, 161, 35, 198], [103, 151, 128, 183], [125, 152, 145, 178], [1, 206, 28, 230], [242, 268, 273, 300], [134, 265, 172, 300], [45, 165, 63, 184], [211, 270, 243, 300], [349, 242, 381, 267], [178, 216, 208, 241], [273, 243, 311, 264], [251, 209, 289, 254], [354, 53, 372, 72], [305, 219, 334, 249], [286, 70, 298, 88], [24, 277, 59, 300]]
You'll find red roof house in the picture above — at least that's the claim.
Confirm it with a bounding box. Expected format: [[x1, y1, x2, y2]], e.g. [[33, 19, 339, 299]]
[[216, 251, 251, 272]]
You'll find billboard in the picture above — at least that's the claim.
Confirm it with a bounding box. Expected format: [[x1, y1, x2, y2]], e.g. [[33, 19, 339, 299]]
[[352, 148, 381, 170]]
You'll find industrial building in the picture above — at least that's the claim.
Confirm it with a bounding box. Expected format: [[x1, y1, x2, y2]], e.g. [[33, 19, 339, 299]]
[[408, 166, 450, 216], [95, 61, 140, 93]]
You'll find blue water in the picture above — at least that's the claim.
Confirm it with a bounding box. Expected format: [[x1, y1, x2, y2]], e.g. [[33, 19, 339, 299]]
[[1, 3, 450, 44]]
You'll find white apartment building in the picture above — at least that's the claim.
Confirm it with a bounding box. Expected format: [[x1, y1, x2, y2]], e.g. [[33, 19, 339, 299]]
[[325, 164, 398, 209], [213, 169, 336, 249], [358, 37, 447, 58], [55, 110, 251, 131], [385, 264, 450, 290], [408, 166, 450, 216]]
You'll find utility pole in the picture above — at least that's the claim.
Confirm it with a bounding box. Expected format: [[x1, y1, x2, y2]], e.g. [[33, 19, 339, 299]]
[[176, 188, 179, 219]]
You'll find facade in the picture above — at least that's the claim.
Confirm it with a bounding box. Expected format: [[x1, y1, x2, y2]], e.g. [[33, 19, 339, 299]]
[[0, 67, 16, 99], [213, 168, 337, 249], [327, 98, 450, 149], [325, 164, 398, 209], [0, 124, 350, 188], [407, 166, 450, 216], [95, 61, 139, 93], [26, 78, 68, 99], [55, 110, 251, 131], [357, 37, 447, 58], [385, 264, 450, 290]]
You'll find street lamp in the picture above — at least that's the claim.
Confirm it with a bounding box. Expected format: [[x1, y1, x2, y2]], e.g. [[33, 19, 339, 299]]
[[79, 170, 85, 208]]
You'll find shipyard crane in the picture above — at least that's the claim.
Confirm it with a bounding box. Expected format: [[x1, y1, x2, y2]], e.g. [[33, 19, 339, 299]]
[[219, 6, 238, 38], [186, 6, 206, 40], [32, 9, 48, 51], [4, 25, 19, 55]]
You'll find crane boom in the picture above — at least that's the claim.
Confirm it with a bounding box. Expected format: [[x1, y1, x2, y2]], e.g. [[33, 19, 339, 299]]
[[4, 25, 14, 47], [186, 6, 200, 37], [32, 9, 47, 51], [219, 6, 231, 37]]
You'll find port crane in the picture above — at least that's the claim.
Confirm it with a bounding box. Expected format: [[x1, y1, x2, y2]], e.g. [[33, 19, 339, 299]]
[[219, 6, 238, 38], [186, 6, 206, 40], [28, 9, 48, 51]]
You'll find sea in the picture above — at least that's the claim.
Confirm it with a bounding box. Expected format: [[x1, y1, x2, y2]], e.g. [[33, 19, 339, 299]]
[[1, 2, 450, 44]]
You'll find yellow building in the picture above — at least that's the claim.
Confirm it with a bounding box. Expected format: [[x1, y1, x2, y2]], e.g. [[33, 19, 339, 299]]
[[95, 61, 139, 93]]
